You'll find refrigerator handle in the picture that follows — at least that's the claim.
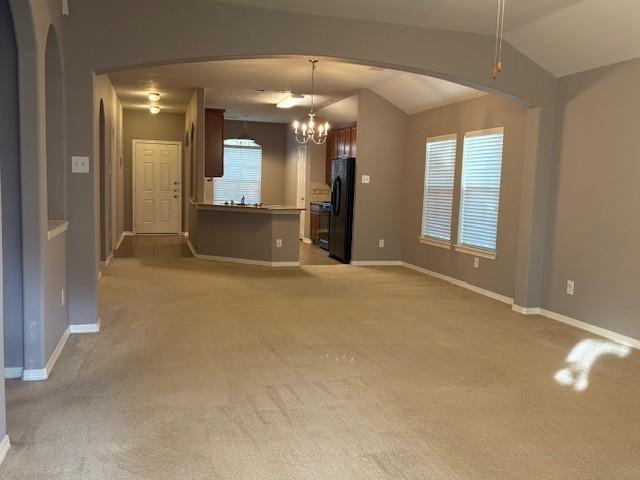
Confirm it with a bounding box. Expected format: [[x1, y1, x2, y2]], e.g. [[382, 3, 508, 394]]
[[332, 177, 341, 216]]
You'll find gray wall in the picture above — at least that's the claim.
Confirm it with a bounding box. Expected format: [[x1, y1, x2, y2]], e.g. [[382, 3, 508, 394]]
[[44, 232, 67, 362], [1, 0, 23, 370], [0, 170, 5, 442], [352, 89, 407, 262], [223, 120, 288, 205], [544, 58, 640, 339], [122, 109, 185, 231], [403, 95, 527, 298]]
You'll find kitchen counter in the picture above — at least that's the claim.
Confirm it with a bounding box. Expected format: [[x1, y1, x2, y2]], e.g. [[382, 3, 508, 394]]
[[192, 201, 304, 215], [187, 200, 301, 266]]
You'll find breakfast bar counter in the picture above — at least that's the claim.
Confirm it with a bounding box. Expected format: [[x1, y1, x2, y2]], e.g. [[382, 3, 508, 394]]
[[187, 201, 304, 266]]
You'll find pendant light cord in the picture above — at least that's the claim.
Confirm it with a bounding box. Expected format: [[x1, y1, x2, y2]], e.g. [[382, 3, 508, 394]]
[[492, 0, 506, 79], [309, 60, 317, 115]]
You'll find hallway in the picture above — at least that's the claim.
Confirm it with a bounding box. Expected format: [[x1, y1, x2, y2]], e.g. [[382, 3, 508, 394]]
[[1, 258, 639, 479]]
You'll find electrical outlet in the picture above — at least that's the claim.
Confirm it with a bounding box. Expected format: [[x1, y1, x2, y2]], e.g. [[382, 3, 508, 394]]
[[361, 175, 370, 184], [276, 238, 283, 248], [566, 280, 575, 296], [474, 257, 479, 269], [62, 0, 69, 15], [71, 156, 90, 173], [61, 289, 65, 306], [378, 239, 385, 248]]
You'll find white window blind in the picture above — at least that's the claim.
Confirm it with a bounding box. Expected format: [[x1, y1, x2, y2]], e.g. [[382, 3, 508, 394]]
[[421, 134, 457, 243], [213, 139, 262, 204], [458, 127, 504, 253]]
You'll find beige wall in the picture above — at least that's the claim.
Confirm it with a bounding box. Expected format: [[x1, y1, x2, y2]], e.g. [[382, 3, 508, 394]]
[[403, 95, 527, 298], [352, 89, 407, 262], [122, 109, 185, 231], [223, 120, 288, 205], [544, 57, 640, 339]]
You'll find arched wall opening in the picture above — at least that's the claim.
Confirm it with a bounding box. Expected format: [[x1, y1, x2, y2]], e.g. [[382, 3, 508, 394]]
[[1, 0, 24, 374], [98, 99, 110, 262], [58, 2, 556, 328], [45, 26, 65, 221]]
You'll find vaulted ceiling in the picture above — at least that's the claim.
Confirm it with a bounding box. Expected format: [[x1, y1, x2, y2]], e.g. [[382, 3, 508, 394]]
[[215, 0, 640, 77], [109, 58, 485, 121]]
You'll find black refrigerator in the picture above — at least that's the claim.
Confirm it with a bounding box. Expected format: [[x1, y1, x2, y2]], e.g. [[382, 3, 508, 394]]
[[329, 157, 356, 264]]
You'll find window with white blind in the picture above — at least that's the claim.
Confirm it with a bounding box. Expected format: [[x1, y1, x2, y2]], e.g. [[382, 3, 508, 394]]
[[457, 127, 504, 257], [213, 139, 262, 204], [421, 134, 457, 246]]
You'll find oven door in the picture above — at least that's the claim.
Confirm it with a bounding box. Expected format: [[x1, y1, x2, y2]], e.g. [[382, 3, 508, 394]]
[[317, 209, 330, 250]]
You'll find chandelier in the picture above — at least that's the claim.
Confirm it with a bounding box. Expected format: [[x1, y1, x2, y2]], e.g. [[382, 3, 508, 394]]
[[292, 60, 329, 145]]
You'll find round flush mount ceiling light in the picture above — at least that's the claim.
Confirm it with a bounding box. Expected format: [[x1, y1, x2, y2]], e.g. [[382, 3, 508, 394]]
[[149, 106, 161, 115], [148, 92, 161, 102]]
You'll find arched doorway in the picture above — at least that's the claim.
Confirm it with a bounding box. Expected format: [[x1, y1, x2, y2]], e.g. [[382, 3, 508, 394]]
[[1, 0, 24, 376], [99, 99, 109, 262]]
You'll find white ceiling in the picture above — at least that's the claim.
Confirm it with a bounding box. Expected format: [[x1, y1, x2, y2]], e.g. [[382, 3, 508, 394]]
[[215, 0, 640, 77], [109, 58, 485, 122]]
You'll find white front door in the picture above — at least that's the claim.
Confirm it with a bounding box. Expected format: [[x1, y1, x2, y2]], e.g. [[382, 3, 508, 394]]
[[134, 141, 181, 234], [296, 145, 307, 239]]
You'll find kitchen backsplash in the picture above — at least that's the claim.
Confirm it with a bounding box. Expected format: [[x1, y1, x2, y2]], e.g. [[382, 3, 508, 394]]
[[309, 182, 331, 202]]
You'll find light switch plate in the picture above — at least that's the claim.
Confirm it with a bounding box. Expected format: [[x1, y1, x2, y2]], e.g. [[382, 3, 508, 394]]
[[71, 156, 90, 173], [378, 239, 385, 248], [361, 175, 370, 184], [62, 0, 69, 15], [566, 280, 575, 296], [276, 238, 283, 248], [474, 257, 480, 268]]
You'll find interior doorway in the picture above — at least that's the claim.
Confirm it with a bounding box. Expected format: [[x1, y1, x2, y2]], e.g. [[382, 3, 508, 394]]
[[133, 140, 182, 234], [296, 144, 307, 240], [99, 99, 109, 262]]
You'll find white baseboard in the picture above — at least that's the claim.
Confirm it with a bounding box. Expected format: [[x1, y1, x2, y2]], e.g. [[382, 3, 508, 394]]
[[511, 305, 542, 315], [187, 240, 299, 267], [513, 305, 640, 349], [114, 230, 131, 251], [97, 269, 103, 282], [22, 326, 70, 381], [0, 435, 10, 466], [101, 251, 113, 267], [301, 237, 313, 244], [402, 262, 514, 305], [4, 367, 23, 379], [70, 318, 101, 334], [351, 260, 403, 266]]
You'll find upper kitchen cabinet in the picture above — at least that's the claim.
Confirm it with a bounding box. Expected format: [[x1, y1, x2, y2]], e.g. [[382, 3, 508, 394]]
[[205, 108, 225, 177], [325, 125, 357, 184]]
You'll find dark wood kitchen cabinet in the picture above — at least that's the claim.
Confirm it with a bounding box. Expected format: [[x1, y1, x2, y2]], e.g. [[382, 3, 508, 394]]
[[205, 108, 225, 177], [325, 125, 357, 184]]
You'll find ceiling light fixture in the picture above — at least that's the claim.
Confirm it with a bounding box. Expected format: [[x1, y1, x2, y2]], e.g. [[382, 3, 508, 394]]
[[277, 94, 305, 109], [148, 92, 161, 102], [491, 0, 506, 80], [292, 60, 329, 145], [149, 106, 161, 115]]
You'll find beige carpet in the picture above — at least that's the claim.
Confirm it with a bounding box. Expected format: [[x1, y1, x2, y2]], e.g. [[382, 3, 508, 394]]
[[2, 258, 639, 479]]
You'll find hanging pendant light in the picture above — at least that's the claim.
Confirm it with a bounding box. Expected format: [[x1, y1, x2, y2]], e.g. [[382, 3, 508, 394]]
[[228, 121, 258, 147], [491, 0, 506, 80], [292, 60, 330, 145]]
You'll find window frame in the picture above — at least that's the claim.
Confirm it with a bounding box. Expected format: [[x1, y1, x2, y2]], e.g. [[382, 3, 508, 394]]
[[419, 133, 458, 250], [454, 126, 505, 260], [213, 139, 263, 204]]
